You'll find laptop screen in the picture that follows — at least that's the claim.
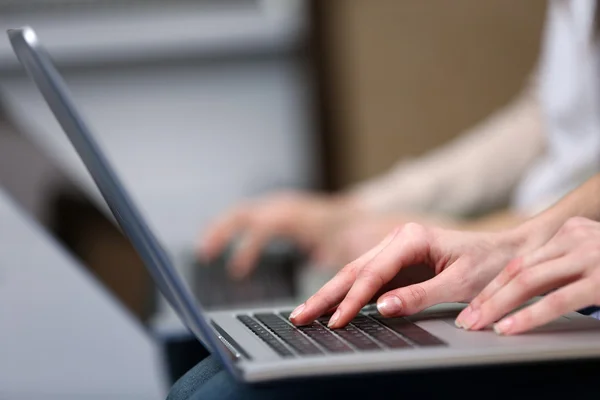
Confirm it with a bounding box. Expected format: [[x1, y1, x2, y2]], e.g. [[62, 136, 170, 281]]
[[7, 26, 238, 376]]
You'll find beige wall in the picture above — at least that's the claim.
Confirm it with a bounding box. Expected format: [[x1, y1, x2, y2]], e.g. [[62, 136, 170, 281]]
[[321, 0, 547, 187]]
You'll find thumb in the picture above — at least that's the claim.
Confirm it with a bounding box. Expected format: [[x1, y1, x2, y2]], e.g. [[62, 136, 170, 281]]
[[376, 275, 450, 317]]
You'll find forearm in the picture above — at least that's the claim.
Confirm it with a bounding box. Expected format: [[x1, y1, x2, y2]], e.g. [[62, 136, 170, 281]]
[[348, 78, 544, 217]]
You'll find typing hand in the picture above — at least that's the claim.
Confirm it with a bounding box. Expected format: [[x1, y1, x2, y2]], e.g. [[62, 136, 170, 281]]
[[314, 213, 458, 267], [289, 223, 523, 328], [457, 217, 600, 335], [197, 192, 358, 279]]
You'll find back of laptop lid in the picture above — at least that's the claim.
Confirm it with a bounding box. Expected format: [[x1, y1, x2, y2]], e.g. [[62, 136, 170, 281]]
[[7, 26, 239, 377]]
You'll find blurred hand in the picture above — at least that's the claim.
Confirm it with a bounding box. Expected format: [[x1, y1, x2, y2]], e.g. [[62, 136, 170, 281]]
[[197, 192, 360, 278], [457, 217, 600, 335], [290, 223, 525, 328]]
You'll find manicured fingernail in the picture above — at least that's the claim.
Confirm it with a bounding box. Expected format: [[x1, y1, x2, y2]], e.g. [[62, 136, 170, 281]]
[[290, 304, 305, 320], [462, 308, 481, 330], [328, 309, 341, 328], [494, 317, 513, 335], [455, 306, 472, 328], [377, 296, 403, 316]]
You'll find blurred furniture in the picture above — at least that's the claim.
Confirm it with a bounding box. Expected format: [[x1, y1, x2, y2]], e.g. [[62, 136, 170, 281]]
[[0, 188, 164, 399], [311, 0, 547, 188], [0, 0, 318, 332]]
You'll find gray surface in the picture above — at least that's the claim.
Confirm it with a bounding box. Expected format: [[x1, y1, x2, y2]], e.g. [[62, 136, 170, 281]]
[[209, 303, 600, 383], [0, 189, 164, 399]]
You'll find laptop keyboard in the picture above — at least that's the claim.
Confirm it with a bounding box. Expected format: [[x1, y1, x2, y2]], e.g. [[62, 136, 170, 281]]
[[237, 311, 446, 357]]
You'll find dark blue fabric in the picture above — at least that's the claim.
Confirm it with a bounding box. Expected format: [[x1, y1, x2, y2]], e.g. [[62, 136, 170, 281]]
[[167, 354, 600, 400], [167, 356, 223, 400], [578, 306, 600, 315]]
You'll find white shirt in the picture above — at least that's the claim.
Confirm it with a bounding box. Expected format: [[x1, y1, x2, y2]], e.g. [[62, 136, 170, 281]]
[[352, 0, 600, 219], [513, 0, 600, 214]]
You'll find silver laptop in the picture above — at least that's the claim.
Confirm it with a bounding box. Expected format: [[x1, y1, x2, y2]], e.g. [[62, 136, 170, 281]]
[[9, 26, 600, 384]]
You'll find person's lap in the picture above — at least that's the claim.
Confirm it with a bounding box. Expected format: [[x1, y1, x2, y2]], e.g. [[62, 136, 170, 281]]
[[168, 352, 599, 400]]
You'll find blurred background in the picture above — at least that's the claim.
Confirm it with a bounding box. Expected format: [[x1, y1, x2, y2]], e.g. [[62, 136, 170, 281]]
[[0, 0, 545, 398]]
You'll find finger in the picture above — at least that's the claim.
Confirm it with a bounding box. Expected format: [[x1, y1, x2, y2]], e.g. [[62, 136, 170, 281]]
[[376, 275, 446, 317], [227, 229, 273, 279], [466, 257, 525, 313], [493, 278, 597, 335], [290, 227, 400, 326], [467, 256, 580, 330], [328, 224, 431, 328], [463, 239, 569, 320], [198, 207, 249, 261]]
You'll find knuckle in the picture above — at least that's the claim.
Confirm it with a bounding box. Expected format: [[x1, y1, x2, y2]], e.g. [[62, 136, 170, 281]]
[[504, 259, 524, 278], [514, 270, 535, 289], [340, 261, 360, 278], [357, 268, 385, 294], [403, 285, 428, 309], [400, 222, 427, 238]]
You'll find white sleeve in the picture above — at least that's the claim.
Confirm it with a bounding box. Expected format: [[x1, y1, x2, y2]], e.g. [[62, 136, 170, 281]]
[[348, 77, 545, 217]]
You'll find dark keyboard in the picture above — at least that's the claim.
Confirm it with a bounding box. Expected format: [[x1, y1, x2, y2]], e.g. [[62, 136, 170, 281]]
[[350, 316, 412, 348], [254, 313, 322, 355], [237, 315, 294, 357], [237, 311, 446, 358], [317, 316, 381, 351]]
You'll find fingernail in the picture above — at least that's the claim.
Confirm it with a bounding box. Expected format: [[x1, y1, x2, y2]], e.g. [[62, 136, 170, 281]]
[[290, 303, 305, 320], [494, 317, 513, 335], [462, 308, 481, 330], [328, 309, 341, 328], [455, 306, 472, 329], [377, 296, 403, 316]]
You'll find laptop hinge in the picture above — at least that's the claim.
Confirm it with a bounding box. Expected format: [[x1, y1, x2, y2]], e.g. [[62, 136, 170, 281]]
[[211, 321, 251, 361]]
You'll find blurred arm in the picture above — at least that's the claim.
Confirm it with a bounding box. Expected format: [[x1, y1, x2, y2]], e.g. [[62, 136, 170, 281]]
[[348, 76, 544, 218]]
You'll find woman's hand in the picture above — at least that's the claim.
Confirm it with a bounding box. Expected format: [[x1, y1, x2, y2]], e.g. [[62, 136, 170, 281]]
[[290, 223, 527, 328], [197, 192, 360, 278], [315, 212, 462, 268], [456, 217, 600, 335]]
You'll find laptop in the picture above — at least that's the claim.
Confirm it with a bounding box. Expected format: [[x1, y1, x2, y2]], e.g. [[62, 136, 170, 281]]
[[190, 237, 303, 309], [9, 26, 600, 384]]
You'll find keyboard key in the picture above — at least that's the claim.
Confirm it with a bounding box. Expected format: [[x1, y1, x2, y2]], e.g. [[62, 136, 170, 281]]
[[237, 315, 294, 357], [297, 323, 353, 353], [373, 316, 446, 347], [329, 323, 381, 351], [350, 316, 412, 349], [255, 313, 323, 356]]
